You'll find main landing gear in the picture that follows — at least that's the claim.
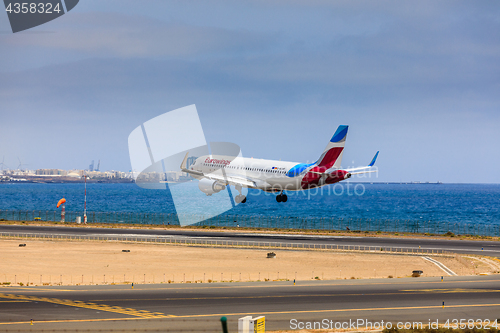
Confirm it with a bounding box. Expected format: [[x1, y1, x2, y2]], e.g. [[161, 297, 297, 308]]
[[276, 192, 288, 203], [234, 184, 247, 204], [235, 195, 246, 204]]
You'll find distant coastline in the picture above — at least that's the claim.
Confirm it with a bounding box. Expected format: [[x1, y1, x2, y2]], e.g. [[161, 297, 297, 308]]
[[0, 175, 134, 184], [0, 167, 190, 184]]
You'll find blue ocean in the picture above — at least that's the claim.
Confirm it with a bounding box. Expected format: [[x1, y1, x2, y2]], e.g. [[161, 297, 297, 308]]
[[0, 183, 499, 231]]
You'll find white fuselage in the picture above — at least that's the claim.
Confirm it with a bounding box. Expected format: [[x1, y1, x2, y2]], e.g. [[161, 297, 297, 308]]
[[189, 155, 305, 191]]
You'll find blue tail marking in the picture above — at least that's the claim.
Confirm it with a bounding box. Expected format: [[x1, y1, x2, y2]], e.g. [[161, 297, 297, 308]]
[[330, 125, 349, 143]]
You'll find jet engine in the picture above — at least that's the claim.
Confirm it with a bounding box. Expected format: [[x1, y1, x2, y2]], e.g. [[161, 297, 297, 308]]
[[198, 178, 226, 196]]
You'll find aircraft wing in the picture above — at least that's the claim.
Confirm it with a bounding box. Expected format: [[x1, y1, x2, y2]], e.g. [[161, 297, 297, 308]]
[[203, 173, 257, 188]]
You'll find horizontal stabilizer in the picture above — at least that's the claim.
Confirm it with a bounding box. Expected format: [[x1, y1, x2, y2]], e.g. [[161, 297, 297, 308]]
[[344, 151, 380, 173], [349, 170, 378, 176]]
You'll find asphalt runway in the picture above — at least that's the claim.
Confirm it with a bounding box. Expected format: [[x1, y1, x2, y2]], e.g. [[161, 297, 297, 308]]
[[0, 224, 499, 257], [0, 276, 499, 332]]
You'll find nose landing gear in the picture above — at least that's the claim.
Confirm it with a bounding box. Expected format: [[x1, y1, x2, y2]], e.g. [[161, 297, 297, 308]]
[[234, 185, 247, 204], [235, 195, 247, 204]]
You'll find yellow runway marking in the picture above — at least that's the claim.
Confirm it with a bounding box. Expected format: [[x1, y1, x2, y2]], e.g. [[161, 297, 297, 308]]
[[3, 278, 500, 293], [90, 288, 500, 302], [1, 302, 498, 326], [0, 303, 499, 326], [401, 288, 500, 293], [0, 293, 172, 319], [0, 317, 155, 325], [3, 287, 78, 292], [172, 303, 500, 319]]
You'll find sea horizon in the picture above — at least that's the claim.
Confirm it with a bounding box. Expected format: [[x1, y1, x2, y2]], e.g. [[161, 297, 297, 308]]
[[0, 182, 499, 229]]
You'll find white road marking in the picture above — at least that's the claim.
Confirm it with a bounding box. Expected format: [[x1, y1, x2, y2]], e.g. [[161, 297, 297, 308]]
[[423, 256, 457, 276]]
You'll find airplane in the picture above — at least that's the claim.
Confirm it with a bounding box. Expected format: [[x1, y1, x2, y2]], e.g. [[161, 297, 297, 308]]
[[180, 125, 379, 204]]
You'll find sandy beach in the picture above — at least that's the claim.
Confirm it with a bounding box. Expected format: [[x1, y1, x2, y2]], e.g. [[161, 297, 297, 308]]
[[0, 239, 495, 286]]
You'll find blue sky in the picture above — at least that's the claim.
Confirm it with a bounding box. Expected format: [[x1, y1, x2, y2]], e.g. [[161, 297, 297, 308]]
[[0, 1, 499, 183]]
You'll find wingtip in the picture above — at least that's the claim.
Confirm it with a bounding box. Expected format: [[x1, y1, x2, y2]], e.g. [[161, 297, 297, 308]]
[[180, 152, 189, 170], [368, 151, 379, 167]]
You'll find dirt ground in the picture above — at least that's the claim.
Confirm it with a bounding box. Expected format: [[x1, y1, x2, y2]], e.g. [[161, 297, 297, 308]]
[[0, 239, 494, 286]]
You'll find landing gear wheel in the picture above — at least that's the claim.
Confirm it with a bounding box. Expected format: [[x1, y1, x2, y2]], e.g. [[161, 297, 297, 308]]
[[235, 194, 247, 204], [276, 192, 287, 203], [234, 185, 246, 204]]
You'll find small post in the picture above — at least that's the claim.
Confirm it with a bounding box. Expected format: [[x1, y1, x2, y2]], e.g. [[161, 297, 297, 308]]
[[30, 319, 33, 325], [441, 276, 443, 282], [132, 282, 134, 289], [220, 316, 229, 333], [293, 279, 295, 286], [83, 175, 87, 224], [61, 204, 65, 223]]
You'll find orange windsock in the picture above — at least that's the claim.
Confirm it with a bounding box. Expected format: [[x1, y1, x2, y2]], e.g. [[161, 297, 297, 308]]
[[56, 198, 66, 208]]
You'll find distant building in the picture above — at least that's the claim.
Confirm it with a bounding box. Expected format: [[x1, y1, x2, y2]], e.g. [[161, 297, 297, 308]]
[[186, 156, 198, 169], [35, 169, 67, 176], [67, 170, 81, 178]]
